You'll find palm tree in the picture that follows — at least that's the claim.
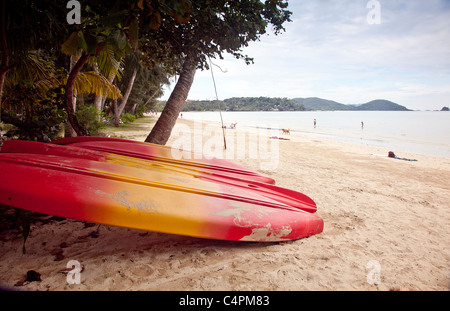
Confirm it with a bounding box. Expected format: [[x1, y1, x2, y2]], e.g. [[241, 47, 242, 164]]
[[0, 0, 70, 110], [61, 27, 128, 136], [0, 1, 122, 138], [1, 49, 122, 141], [127, 64, 170, 115], [112, 52, 140, 126], [145, 56, 196, 144], [142, 0, 292, 145], [4, 50, 121, 101]]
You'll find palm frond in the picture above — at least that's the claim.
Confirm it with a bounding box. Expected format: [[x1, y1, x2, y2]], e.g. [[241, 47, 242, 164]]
[[33, 76, 62, 94], [34, 71, 122, 100], [61, 32, 83, 58], [5, 50, 57, 87], [73, 71, 122, 99], [32, 70, 122, 100], [94, 48, 124, 80]]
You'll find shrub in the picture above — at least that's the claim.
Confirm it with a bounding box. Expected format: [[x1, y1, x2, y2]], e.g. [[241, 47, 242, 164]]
[[120, 113, 136, 124], [76, 105, 106, 136]]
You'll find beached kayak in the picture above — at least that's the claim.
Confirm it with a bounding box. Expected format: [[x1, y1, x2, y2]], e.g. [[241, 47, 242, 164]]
[[53, 136, 276, 185], [0, 139, 323, 242]]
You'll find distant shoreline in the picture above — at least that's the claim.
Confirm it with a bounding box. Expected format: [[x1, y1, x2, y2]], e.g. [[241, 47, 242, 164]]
[[157, 97, 413, 112], [179, 110, 450, 158], [180, 109, 421, 112]]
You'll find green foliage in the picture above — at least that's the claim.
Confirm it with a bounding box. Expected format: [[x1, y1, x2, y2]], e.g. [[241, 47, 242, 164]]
[[125, 66, 169, 114], [355, 100, 410, 111], [4, 1, 71, 58], [293, 97, 352, 111], [5, 50, 58, 90], [75, 105, 106, 136], [120, 113, 136, 124], [1, 1, 293, 142], [140, 0, 292, 71], [115, 53, 170, 116], [181, 97, 305, 111], [73, 71, 122, 100], [61, 2, 133, 79], [225, 97, 303, 111], [134, 104, 149, 117], [2, 85, 67, 142]]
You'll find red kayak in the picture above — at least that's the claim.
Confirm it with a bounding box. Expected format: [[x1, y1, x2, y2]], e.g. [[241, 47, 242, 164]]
[[53, 136, 276, 185], [0, 138, 323, 242]]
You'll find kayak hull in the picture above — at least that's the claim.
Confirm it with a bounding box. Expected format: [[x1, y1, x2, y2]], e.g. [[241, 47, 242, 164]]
[[0, 139, 323, 242]]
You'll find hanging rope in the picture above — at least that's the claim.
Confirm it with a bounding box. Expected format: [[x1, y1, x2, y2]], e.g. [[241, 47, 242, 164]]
[[209, 57, 227, 150]]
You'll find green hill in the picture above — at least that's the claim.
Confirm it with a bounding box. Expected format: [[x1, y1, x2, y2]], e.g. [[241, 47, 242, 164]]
[[292, 97, 410, 111], [157, 97, 410, 112], [292, 97, 351, 111], [181, 97, 305, 112], [356, 99, 410, 111]]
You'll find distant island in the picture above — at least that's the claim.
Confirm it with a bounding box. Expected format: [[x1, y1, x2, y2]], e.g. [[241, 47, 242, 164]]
[[156, 97, 411, 112], [293, 98, 411, 111]]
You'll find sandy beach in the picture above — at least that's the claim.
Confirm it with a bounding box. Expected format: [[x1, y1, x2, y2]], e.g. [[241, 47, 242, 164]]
[[0, 117, 449, 291]]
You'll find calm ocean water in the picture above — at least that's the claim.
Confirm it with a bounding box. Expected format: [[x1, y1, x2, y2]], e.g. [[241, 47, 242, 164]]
[[181, 111, 450, 157]]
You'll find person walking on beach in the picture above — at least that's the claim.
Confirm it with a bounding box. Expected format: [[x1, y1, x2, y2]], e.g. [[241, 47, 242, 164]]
[[314, 119, 316, 128], [361, 121, 364, 129]]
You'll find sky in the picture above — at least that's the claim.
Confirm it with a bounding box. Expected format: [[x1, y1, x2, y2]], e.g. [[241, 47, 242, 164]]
[[162, 0, 450, 111]]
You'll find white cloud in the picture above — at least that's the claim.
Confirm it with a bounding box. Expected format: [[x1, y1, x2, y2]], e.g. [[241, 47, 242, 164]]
[[164, 0, 450, 110]]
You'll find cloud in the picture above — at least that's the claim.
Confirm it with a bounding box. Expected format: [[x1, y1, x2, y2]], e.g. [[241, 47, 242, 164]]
[[165, 0, 450, 110]]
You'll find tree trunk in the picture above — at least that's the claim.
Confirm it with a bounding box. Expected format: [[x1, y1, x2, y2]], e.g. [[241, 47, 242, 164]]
[[145, 57, 196, 145], [113, 67, 137, 126], [93, 64, 103, 121], [0, 0, 12, 108], [65, 53, 90, 136], [112, 98, 119, 125], [130, 103, 138, 115], [64, 56, 77, 137]]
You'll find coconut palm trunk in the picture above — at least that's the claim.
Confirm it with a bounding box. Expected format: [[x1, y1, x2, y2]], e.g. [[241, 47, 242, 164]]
[[113, 67, 137, 126], [65, 53, 90, 136], [93, 64, 103, 121], [145, 57, 196, 145]]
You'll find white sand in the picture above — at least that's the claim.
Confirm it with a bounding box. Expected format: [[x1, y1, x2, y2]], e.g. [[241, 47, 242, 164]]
[[0, 118, 449, 290]]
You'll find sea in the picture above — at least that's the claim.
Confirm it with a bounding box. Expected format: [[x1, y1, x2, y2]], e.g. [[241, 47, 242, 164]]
[[180, 111, 450, 158]]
